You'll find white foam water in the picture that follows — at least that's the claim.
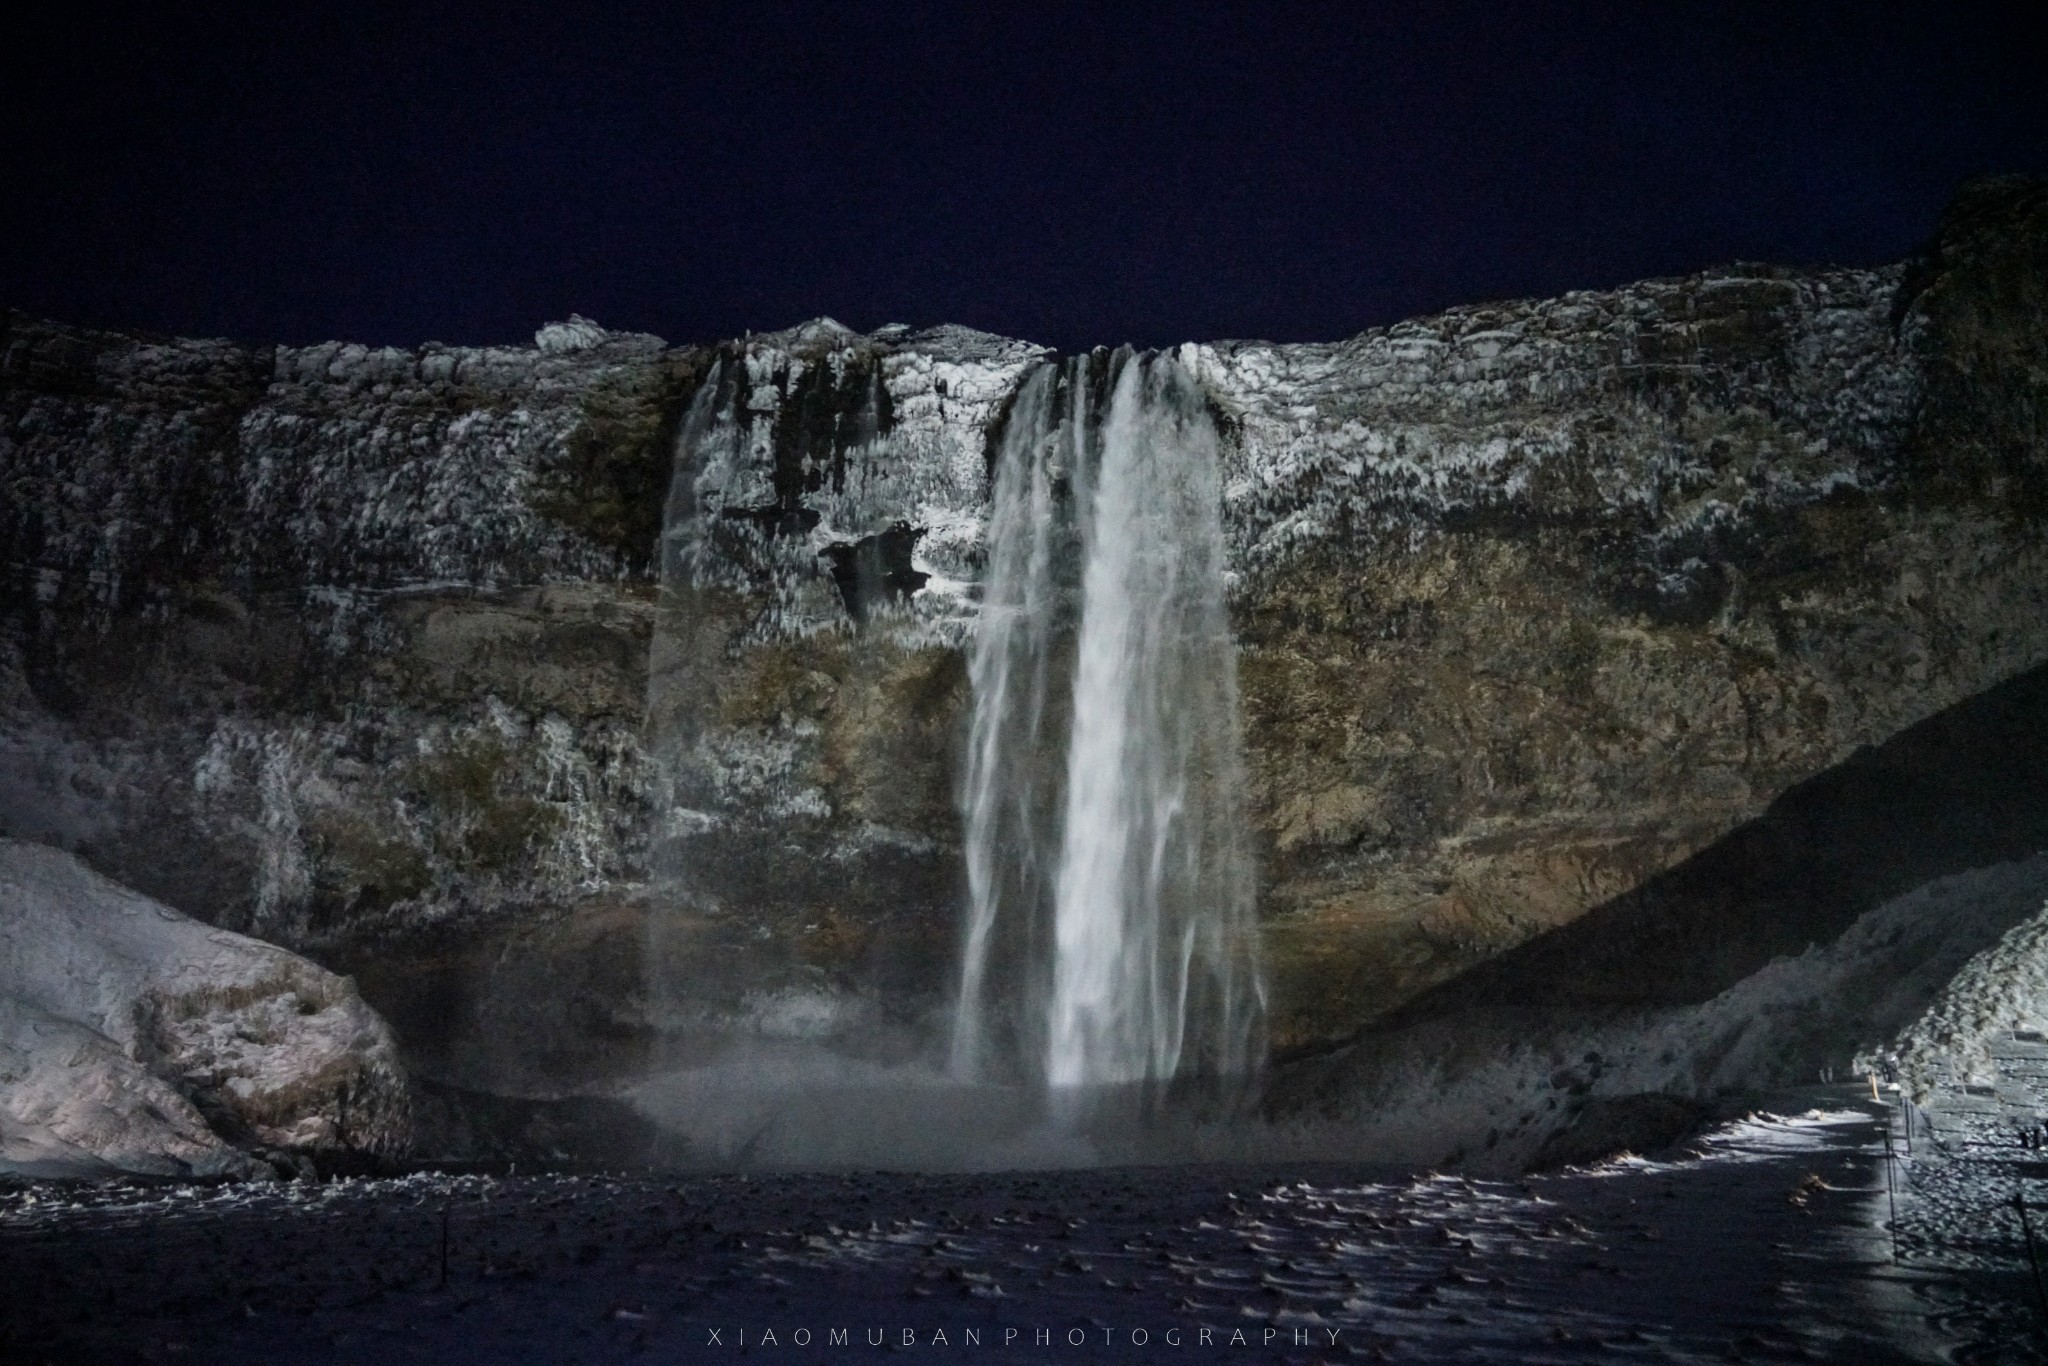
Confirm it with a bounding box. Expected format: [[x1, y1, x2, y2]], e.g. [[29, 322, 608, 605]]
[[953, 350, 1264, 1112]]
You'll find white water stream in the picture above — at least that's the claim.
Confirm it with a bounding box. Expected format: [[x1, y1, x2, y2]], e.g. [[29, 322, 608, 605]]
[[953, 352, 1263, 1107]]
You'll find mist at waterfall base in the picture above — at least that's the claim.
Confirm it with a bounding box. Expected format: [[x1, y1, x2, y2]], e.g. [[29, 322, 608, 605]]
[[630, 352, 1271, 1171]]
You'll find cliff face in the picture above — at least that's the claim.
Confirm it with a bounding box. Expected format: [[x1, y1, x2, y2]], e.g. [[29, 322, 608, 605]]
[[0, 318, 704, 1103], [1219, 177, 2048, 1051], [2, 179, 2043, 1125]]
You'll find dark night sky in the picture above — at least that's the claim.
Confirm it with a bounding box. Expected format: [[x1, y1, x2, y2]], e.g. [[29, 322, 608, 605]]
[[3, 2, 2043, 354]]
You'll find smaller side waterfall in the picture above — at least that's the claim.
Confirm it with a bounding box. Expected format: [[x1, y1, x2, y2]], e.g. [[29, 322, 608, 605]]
[[950, 360, 1077, 1084], [952, 350, 1264, 1109]]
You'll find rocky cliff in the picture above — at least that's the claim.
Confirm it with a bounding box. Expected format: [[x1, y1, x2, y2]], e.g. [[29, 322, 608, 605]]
[[2, 178, 2043, 1150]]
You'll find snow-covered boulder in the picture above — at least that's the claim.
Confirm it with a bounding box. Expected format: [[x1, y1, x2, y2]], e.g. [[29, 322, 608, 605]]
[[0, 996, 243, 1177], [534, 313, 612, 352], [0, 839, 409, 1177]]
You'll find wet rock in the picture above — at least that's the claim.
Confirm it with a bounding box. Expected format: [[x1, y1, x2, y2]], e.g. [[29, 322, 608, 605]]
[[823, 523, 929, 623]]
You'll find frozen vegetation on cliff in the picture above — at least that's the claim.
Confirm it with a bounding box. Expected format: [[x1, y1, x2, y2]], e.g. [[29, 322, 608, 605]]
[[1189, 263, 1921, 596]]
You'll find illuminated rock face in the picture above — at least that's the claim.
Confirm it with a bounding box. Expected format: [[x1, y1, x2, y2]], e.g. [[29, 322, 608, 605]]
[[0, 180, 2043, 1151], [0, 839, 408, 1176]]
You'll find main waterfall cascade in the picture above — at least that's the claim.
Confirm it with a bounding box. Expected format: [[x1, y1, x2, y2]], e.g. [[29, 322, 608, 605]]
[[635, 341, 1264, 1164], [952, 350, 1266, 1109]]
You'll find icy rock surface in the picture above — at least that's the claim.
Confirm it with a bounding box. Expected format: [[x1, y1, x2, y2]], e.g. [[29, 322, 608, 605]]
[[0, 180, 2041, 1133], [1190, 263, 1918, 588], [0, 996, 240, 1178], [0, 308, 689, 615], [1869, 902, 2048, 1341], [1878, 898, 2048, 1099], [0, 839, 408, 1175], [657, 317, 1046, 647], [533, 314, 613, 353]]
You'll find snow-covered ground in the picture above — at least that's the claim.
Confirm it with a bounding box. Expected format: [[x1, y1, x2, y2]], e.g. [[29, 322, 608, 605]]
[[3, 1094, 2036, 1363], [1885, 1089, 2048, 1365]]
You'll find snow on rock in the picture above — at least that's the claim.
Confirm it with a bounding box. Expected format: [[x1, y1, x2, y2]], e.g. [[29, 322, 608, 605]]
[[0, 309, 688, 624], [1868, 903, 2048, 1302], [533, 314, 613, 353], [658, 317, 1047, 647], [0, 996, 244, 1178], [0, 267, 1943, 640], [0, 839, 409, 1176], [1187, 263, 1919, 593], [2, 184, 2038, 1119], [657, 263, 1929, 656], [1870, 898, 2048, 1100]]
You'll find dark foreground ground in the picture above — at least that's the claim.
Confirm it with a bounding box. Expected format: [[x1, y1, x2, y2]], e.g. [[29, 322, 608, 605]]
[[1, 1092, 2039, 1364]]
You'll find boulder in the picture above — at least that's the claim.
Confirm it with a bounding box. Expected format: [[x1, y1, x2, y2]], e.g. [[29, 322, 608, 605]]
[[0, 838, 408, 1176], [0, 996, 241, 1178]]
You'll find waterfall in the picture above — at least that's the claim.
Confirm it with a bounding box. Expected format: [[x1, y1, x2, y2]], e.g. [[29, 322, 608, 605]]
[[952, 350, 1264, 1108]]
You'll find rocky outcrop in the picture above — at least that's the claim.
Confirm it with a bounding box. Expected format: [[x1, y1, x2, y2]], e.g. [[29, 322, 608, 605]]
[[0, 998, 235, 1178], [1273, 846, 2048, 1172], [0, 315, 706, 1104], [1, 179, 2043, 1140], [0, 839, 408, 1176]]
